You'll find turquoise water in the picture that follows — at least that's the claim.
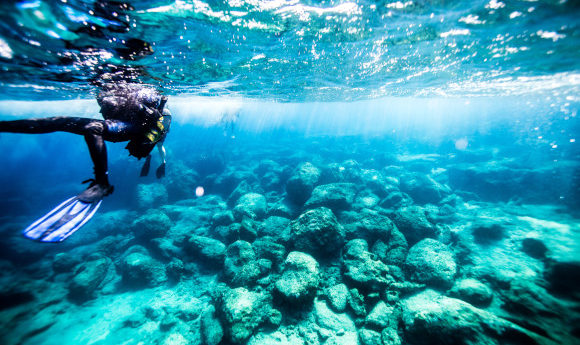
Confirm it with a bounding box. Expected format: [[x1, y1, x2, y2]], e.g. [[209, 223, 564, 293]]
[[0, 1, 580, 345]]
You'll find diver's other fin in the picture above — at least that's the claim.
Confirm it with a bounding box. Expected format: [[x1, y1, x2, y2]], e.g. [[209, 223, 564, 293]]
[[23, 196, 102, 243], [140, 154, 151, 177]]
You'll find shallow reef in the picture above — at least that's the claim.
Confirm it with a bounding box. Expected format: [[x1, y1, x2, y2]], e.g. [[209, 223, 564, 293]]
[[0, 136, 579, 345]]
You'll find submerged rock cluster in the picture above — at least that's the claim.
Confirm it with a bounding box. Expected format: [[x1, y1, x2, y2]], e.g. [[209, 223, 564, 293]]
[[0, 138, 579, 345]]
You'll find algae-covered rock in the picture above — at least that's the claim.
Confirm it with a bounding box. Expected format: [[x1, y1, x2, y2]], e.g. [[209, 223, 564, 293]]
[[400, 173, 450, 205], [223, 241, 260, 287], [326, 283, 349, 312], [290, 207, 345, 258], [314, 298, 358, 344], [252, 237, 286, 265], [132, 209, 172, 240], [188, 235, 226, 268], [69, 256, 110, 301], [211, 210, 235, 228], [365, 301, 395, 330], [405, 238, 456, 289], [215, 287, 271, 344], [248, 331, 305, 345], [371, 227, 408, 267], [137, 183, 168, 209], [53, 252, 80, 273], [392, 206, 437, 245], [274, 251, 319, 303], [120, 251, 167, 288], [359, 328, 382, 345], [200, 305, 223, 345], [342, 239, 394, 292], [233, 193, 267, 220], [343, 208, 397, 242], [304, 183, 357, 212], [258, 216, 292, 244], [286, 162, 321, 205], [400, 289, 542, 345], [448, 278, 493, 307]]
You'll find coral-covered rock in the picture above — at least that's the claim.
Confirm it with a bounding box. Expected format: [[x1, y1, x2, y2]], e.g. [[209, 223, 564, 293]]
[[400, 173, 450, 205], [405, 239, 456, 289], [290, 207, 345, 258], [200, 305, 223, 345], [188, 235, 227, 268], [342, 239, 395, 292], [252, 237, 286, 265], [275, 251, 319, 303], [233, 192, 267, 220], [365, 301, 395, 330], [343, 208, 397, 242], [392, 206, 437, 245], [401, 289, 541, 345], [448, 278, 493, 307], [286, 162, 321, 205], [258, 216, 292, 244], [304, 183, 357, 212], [371, 227, 408, 267], [69, 256, 111, 301], [132, 209, 172, 240], [326, 283, 349, 313], [215, 287, 271, 344], [120, 250, 167, 288], [223, 241, 260, 287], [314, 298, 358, 344]]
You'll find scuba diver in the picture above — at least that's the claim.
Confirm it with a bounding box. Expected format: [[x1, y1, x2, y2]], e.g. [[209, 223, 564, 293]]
[[0, 83, 171, 242]]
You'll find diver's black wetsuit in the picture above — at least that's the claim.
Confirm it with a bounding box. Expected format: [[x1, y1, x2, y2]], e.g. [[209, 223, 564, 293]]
[[0, 84, 171, 201]]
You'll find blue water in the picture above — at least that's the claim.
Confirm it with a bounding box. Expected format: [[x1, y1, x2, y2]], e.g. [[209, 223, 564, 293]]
[[0, 1, 579, 345]]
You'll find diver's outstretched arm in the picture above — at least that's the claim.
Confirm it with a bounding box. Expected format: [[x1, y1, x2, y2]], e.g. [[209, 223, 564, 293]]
[[0, 117, 111, 187]]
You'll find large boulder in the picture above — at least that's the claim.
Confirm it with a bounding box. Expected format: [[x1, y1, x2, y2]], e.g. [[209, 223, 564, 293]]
[[68, 256, 111, 301], [448, 278, 493, 307], [304, 183, 357, 212], [326, 283, 349, 312], [187, 235, 227, 268], [405, 239, 456, 289], [371, 227, 408, 267], [392, 206, 437, 245], [342, 239, 395, 292], [400, 173, 450, 205], [343, 208, 398, 242], [120, 249, 167, 288], [132, 209, 172, 240], [258, 216, 292, 244], [400, 289, 543, 345], [286, 162, 321, 205], [233, 193, 267, 220], [313, 298, 358, 345], [215, 287, 272, 344], [200, 305, 224, 345], [223, 241, 261, 287], [274, 251, 320, 303], [290, 207, 345, 258]]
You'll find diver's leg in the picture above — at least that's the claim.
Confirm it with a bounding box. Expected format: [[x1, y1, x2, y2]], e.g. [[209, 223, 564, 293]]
[[0, 117, 96, 134], [84, 123, 109, 186]]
